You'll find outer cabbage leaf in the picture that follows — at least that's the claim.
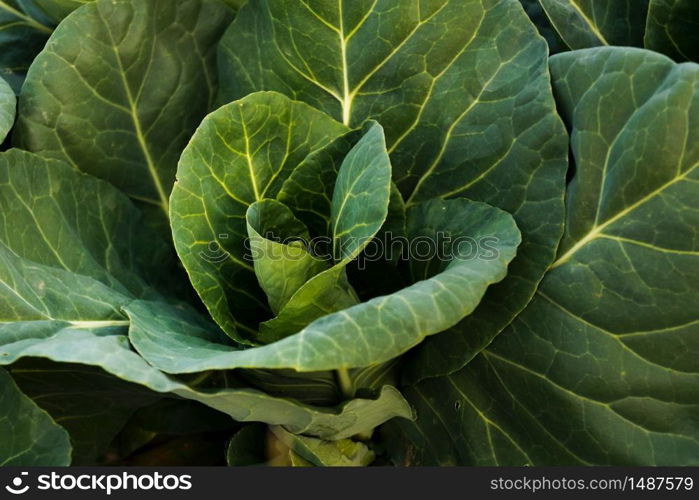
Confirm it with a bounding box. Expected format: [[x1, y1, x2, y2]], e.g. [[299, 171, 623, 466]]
[[8, 358, 161, 465], [538, 0, 650, 49], [0, 149, 167, 324], [0, 148, 173, 462], [170, 91, 349, 342], [534, 0, 699, 63], [0, 0, 52, 92], [0, 1, 101, 93], [14, 0, 234, 217], [0, 76, 15, 142], [645, 0, 699, 62], [518, 0, 564, 54], [0, 321, 412, 441], [384, 47, 699, 466], [218, 0, 567, 379], [24, 0, 93, 24], [0, 367, 71, 466]]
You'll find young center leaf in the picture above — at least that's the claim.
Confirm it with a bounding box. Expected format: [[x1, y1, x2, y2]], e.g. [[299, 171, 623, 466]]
[[386, 47, 699, 466], [258, 121, 391, 342], [170, 91, 350, 343], [246, 199, 328, 316], [276, 128, 364, 238]]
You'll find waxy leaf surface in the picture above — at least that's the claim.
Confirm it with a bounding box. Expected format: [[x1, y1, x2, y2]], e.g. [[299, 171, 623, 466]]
[[386, 47, 699, 466]]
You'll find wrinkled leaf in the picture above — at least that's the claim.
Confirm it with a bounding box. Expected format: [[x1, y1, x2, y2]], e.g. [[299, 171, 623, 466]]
[[219, 0, 567, 379], [15, 0, 234, 217], [386, 47, 699, 466], [171, 91, 349, 342], [0, 367, 71, 466]]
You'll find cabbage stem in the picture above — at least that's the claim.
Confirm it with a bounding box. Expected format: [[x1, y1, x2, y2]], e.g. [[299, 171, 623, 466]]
[[335, 367, 354, 400]]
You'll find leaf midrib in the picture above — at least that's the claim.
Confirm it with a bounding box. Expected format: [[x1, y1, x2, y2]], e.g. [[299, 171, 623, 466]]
[[551, 161, 697, 269], [287, 1, 445, 127], [338, 0, 351, 126], [98, 8, 169, 216], [238, 106, 261, 201]]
